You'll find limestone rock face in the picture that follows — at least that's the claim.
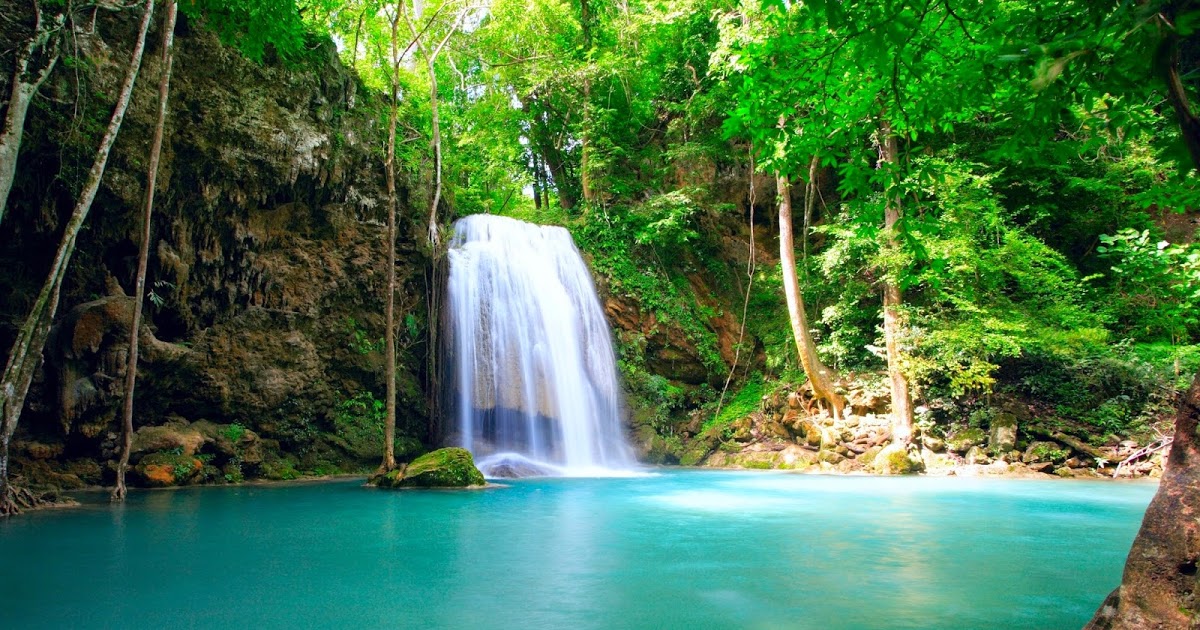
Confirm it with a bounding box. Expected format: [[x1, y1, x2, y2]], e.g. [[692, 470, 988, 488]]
[[373, 448, 486, 489]]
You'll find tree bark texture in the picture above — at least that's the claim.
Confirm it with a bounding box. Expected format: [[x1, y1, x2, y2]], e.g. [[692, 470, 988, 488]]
[[1090, 6, 1200, 623], [381, 12, 402, 473], [0, 4, 62, 227], [1087, 373, 1200, 629], [878, 119, 914, 447], [114, 0, 177, 502], [777, 173, 844, 420], [1, 0, 156, 515]]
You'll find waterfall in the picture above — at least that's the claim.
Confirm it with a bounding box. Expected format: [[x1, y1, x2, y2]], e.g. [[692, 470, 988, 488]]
[[445, 214, 636, 477]]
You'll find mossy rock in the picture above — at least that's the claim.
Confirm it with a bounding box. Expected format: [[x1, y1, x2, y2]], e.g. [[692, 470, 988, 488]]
[[134, 452, 204, 487], [945, 427, 986, 454], [373, 447, 486, 489], [871, 444, 925, 475]]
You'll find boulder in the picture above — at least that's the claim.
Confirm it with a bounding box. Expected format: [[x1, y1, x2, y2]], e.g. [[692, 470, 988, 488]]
[[1023, 441, 1068, 464], [988, 412, 1018, 453], [871, 444, 924, 474], [966, 446, 991, 465], [373, 448, 486, 489], [134, 452, 204, 487], [946, 427, 986, 454]]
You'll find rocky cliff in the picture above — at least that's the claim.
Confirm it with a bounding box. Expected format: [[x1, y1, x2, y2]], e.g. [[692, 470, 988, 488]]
[[0, 4, 431, 489]]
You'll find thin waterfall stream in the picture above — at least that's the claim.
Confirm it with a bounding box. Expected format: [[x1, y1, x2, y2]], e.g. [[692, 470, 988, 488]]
[[445, 214, 635, 477]]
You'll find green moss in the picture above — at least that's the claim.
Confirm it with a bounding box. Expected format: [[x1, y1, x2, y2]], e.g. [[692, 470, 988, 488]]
[[872, 445, 924, 475], [946, 427, 987, 452], [376, 447, 485, 488], [702, 372, 765, 434], [1029, 443, 1069, 464]]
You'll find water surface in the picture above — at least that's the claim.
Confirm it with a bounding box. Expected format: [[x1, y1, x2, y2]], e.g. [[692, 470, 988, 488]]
[[0, 471, 1155, 629]]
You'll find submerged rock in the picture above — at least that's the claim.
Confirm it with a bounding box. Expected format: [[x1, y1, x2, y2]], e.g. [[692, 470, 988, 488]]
[[373, 448, 486, 489]]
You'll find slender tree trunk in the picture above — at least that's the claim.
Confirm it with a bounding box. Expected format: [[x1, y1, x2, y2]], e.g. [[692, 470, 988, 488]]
[[878, 119, 914, 448], [1157, 3, 1200, 171], [532, 152, 543, 210], [113, 0, 176, 502], [380, 13, 403, 474], [802, 154, 817, 265], [0, 4, 63, 228], [579, 0, 593, 208], [1, 0, 156, 516], [777, 173, 844, 420], [426, 53, 443, 247], [580, 78, 592, 208]]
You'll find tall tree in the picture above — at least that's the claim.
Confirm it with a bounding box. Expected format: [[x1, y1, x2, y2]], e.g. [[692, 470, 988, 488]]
[[113, 0, 179, 502], [777, 173, 845, 418], [379, 3, 404, 473], [402, 0, 472, 248], [1, 0, 156, 515], [877, 117, 913, 447], [0, 2, 63, 227]]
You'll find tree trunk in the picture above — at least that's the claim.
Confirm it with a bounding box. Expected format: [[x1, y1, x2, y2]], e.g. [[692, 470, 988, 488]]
[[1, 0, 156, 516], [426, 53, 443, 248], [878, 119, 914, 448], [777, 173, 844, 420], [1157, 3, 1200, 172], [114, 0, 177, 503], [1087, 373, 1200, 629], [0, 5, 62, 228], [580, 78, 592, 208], [1089, 10, 1200, 621], [529, 104, 577, 210], [579, 0, 593, 207], [380, 13, 402, 474]]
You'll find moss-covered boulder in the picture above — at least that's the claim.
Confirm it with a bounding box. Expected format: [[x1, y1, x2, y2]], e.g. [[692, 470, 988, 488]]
[[871, 443, 925, 474], [946, 427, 987, 454], [134, 452, 205, 487], [988, 412, 1018, 454], [373, 448, 486, 489]]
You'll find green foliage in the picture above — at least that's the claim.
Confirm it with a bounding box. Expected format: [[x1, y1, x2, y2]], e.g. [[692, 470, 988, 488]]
[[1009, 342, 1188, 437], [343, 317, 383, 355], [222, 422, 246, 443], [615, 331, 687, 434], [180, 0, 330, 64], [573, 206, 728, 376], [336, 390, 385, 439], [703, 372, 764, 433], [1098, 228, 1200, 343]]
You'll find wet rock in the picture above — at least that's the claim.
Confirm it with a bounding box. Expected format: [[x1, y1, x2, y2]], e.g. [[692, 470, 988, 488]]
[[921, 434, 945, 452]]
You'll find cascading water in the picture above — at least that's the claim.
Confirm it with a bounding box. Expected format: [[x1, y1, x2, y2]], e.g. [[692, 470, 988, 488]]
[[445, 214, 636, 477]]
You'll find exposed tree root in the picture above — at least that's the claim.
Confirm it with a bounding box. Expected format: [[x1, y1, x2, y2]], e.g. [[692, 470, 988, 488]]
[[0, 485, 62, 516]]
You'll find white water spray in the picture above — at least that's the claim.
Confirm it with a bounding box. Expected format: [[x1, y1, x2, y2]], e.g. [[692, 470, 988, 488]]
[[446, 214, 636, 477]]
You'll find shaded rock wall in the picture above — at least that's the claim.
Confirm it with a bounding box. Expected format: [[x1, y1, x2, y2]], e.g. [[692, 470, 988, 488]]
[[0, 4, 431, 487]]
